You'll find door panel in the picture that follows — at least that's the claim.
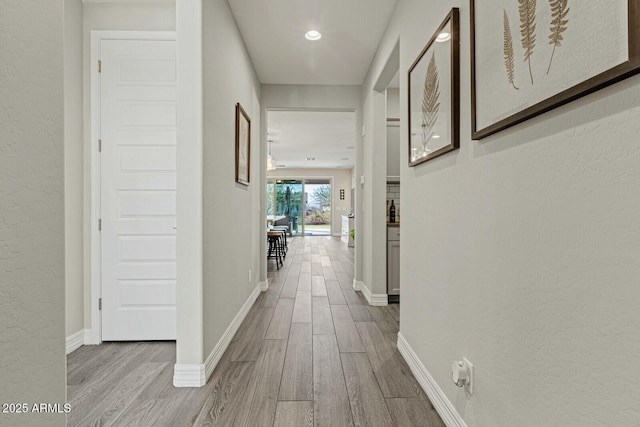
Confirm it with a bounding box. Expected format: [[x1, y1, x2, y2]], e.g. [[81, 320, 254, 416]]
[[100, 38, 177, 341]]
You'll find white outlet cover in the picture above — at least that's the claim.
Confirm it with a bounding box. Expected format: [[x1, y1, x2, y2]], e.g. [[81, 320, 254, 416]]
[[463, 357, 474, 394]]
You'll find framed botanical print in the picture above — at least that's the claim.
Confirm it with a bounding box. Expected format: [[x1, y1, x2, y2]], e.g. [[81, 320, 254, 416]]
[[471, 0, 640, 139], [408, 8, 460, 167], [235, 102, 251, 185]]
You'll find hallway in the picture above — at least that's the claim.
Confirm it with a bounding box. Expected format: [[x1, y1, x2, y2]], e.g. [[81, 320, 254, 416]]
[[67, 236, 444, 426]]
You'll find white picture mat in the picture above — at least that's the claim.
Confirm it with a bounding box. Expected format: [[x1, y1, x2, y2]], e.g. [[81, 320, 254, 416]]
[[238, 116, 249, 181], [410, 19, 452, 161], [475, 1, 628, 130]]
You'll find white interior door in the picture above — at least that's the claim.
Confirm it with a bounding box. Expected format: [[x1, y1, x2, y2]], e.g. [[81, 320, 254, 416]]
[[100, 38, 177, 341]]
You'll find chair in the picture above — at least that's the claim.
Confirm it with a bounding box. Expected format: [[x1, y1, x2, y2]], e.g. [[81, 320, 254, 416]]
[[271, 226, 288, 252], [273, 215, 292, 236], [267, 231, 284, 269]]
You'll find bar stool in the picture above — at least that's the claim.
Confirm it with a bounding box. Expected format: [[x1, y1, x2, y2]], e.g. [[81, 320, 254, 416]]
[[271, 225, 288, 254], [267, 231, 283, 269]]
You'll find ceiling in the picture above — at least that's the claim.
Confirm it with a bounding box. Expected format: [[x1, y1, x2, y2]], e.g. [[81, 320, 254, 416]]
[[227, 0, 398, 85], [267, 110, 356, 170]]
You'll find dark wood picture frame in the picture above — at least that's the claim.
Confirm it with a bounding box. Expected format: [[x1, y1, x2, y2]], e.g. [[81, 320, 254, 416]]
[[471, 0, 640, 140], [235, 102, 251, 185], [408, 8, 460, 167]]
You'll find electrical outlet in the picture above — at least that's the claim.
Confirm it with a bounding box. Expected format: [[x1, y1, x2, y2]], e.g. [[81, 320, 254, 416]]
[[451, 357, 474, 394], [463, 357, 474, 394]]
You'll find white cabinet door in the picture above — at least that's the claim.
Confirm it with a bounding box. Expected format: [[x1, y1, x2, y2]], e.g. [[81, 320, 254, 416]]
[[100, 39, 177, 341]]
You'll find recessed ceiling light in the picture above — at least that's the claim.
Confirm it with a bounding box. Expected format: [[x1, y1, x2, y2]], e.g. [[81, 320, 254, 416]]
[[305, 30, 321, 41], [432, 135, 441, 139], [436, 32, 450, 42], [305, 157, 316, 161]]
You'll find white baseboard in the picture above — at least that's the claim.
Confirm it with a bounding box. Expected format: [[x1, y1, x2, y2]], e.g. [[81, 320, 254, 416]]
[[360, 282, 388, 306], [260, 278, 269, 291], [66, 329, 85, 354], [204, 284, 261, 379], [173, 364, 205, 388], [173, 284, 261, 387], [397, 332, 467, 427], [84, 329, 94, 345], [352, 279, 363, 291], [66, 328, 94, 354]]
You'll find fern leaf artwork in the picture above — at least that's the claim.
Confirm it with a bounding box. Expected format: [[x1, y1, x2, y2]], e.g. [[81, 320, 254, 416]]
[[503, 9, 519, 90], [421, 53, 441, 151], [519, 0, 537, 84], [547, 0, 569, 74]]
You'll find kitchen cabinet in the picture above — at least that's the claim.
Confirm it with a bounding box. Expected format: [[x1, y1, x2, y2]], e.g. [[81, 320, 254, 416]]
[[387, 226, 400, 301], [342, 215, 354, 247]]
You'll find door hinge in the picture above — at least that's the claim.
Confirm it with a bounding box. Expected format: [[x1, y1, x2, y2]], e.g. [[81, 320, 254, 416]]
[[98, 218, 102, 231], [98, 139, 102, 152], [98, 60, 102, 73], [98, 298, 102, 311]]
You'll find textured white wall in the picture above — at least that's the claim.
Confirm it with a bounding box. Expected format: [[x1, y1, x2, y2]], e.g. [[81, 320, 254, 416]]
[[65, 0, 85, 338], [364, 0, 640, 425], [0, 1, 66, 425], [267, 168, 352, 236], [202, 0, 262, 358]]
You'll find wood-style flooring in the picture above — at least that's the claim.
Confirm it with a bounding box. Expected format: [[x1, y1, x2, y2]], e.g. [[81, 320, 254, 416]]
[[67, 236, 444, 426]]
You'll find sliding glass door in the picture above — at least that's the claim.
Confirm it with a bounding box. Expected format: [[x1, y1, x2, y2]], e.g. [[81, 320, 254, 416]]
[[266, 178, 331, 236], [303, 179, 331, 236], [267, 179, 303, 235]]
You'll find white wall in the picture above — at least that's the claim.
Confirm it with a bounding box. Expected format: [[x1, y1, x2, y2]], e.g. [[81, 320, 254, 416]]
[[364, 0, 640, 425], [361, 88, 388, 297], [261, 85, 363, 285], [386, 88, 401, 178], [267, 168, 352, 236], [202, 0, 262, 359], [0, 1, 66, 425], [74, 1, 176, 336], [386, 87, 400, 118], [176, 0, 203, 368], [65, 0, 85, 338]]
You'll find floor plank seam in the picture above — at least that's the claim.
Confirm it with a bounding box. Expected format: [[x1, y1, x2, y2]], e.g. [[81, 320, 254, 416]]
[[67, 237, 444, 427]]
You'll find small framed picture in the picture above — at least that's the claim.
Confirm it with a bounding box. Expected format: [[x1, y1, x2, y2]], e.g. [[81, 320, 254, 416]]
[[408, 8, 460, 167], [235, 102, 251, 185]]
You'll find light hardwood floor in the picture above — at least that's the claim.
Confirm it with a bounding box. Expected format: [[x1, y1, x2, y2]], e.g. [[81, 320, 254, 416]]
[[67, 236, 444, 426]]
